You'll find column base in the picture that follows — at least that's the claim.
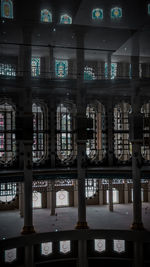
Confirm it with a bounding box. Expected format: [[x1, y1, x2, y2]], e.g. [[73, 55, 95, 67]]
[[75, 221, 89, 229], [21, 225, 36, 235], [130, 222, 144, 230]]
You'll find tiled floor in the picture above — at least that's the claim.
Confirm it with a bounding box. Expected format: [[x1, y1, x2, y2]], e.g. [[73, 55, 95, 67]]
[[0, 203, 150, 239]]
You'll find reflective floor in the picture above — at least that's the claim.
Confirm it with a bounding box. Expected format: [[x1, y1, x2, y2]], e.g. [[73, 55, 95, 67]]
[[0, 203, 150, 239]]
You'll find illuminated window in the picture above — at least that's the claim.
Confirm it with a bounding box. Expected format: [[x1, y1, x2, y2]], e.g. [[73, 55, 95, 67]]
[[41, 9, 52, 22], [31, 57, 40, 77], [60, 241, 71, 254], [5, 248, 16, 263], [148, 4, 150, 15], [60, 14, 72, 24], [32, 103, 47, 163], [94, 239, 106, 253], [41, 242, 52, 256], [32, 191, 42, 208], [92, 8, 103, 20], [55, 60, 68, 78], [114, 103, 132, 162], [85, 179, 98, 198], [86, 103, 106, 161], [0, 63, 16, 76], [113, 240, 125, 253], [84, 66, 96, 80], [1, 0, 13, 19], [57, 103, 72, 161], [141, 103, 150, 161], [0, 182, 16, 203], [111, 7, 122, 19], [106, 188, 119, 204], [0, 102, 16, 165], [105, 63, 117, 79], [56, 190, 69, 207]]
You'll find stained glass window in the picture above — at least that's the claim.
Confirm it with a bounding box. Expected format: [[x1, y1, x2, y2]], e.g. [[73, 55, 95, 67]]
[[113, 240, 125, 253], [60, 241, 71, 254], [92, 8, 103, 20], [55, 60, 68, 78], [114, 103, 132, 162], [111, 7, 122, 19], [148, 4, 150, 15], [0, 182, 16, 203], [32, 103, 46, 163], [41, 9, 52, 22], [105, 63, 117, 79], [94, 239, 106, 253], [84, 66, 96, 80], [5, 248, 17, 263], [85, 179, 98, 198], [1, 0, 13, 19], [0, 63, 16, 76], [60, 14, 72, 24], [57, 103, 72, 161], [0, 102, 16, 165], [86, 102, 106, 161], [31, 57, 40, 77], [56, 190, 69, 207], [141, 103, 150, 161], [41, 242, 52, 256]]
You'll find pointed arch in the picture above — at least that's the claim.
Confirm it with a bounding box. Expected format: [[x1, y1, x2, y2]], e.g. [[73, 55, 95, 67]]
[[41, 9, 52, 23], [60, 14, 72, 24], [1, 0, 13, 19]]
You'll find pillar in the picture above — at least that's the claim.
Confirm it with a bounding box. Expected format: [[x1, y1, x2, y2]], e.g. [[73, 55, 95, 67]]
[[77, 240, 88, 267], [130, 90, 144, 230], [25, 246, 34, 267], [74, 180, 78, 207], [19, 182, 24, 217], [50, 180, 56, 216], [75, 30, 88, 229], [107, 99, 114, 211], [49, 45, 54, 79], [148, 181, 150, 202], [124, 181, 128, 204], [21, 27, 35, 234], [99, 180, 103, 205], [107, 53, 112, 79], [133, 241, 143, 267]]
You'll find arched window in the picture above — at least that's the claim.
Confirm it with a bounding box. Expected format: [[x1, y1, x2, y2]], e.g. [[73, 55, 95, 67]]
[[55, 60, 68, 78], [56, 190, 69, 207], [41, 9, 52, 22], [105, 63, 117, 79], [32, 191, 42, 208], [0, 182, 16, 203], [86, 102, 106, 161], [1, 0, 13, 19], [0, 102, 16, 165], [114, 103, 132, 163], [92, 8, 103, 20], [31, 57, 40, 77], [148, 4, 150, 15], [0, 63, 16, 76], [85, 179, 98, 198], [106, 188, 119, 204], [32, 103, 47, 163], [57, 103, 72, 161], [84, 66, 96, 80], [111, 7, 122, 19], [60, 14, 72, 24], [141, 103, 150, 161]]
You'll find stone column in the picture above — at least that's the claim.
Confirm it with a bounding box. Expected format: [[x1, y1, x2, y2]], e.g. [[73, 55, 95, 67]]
[[19, 182, 24, 217], [49, 97, 56, 215], [107, 53, 112, 79], [107, 99, 114, 211], [49, 45, 55, 79], [75, 30, 88, 230], [124, 180, 128, 204], [21, 27, 35, 234], [148, 181, 150, 202], [133, 241, 143, 267], [99, 180, 103, 205], [130, 91, 144, 230], [74, 180, 78, 207], [77, 240, 88, 267], [25, 246, 34, 267]]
